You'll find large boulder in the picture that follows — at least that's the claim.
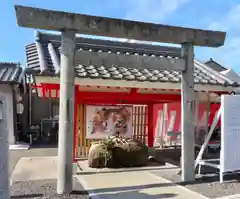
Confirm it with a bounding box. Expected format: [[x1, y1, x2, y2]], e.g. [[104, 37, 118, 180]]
[[88, 137, 149, 168], [88, 142, 115, 168], [111, 138, 149, 167], [88, 143, 109, 168]]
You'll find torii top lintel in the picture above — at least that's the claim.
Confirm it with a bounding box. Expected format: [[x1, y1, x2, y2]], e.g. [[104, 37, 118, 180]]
[[14, 5, 226, 48]]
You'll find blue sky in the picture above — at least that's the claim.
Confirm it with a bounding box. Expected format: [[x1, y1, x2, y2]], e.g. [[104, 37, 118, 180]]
[[1, 0, 240, 71]]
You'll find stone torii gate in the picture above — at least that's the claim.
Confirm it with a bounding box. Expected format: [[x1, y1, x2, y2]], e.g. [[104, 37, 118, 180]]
[[14, 5, 226, 195]]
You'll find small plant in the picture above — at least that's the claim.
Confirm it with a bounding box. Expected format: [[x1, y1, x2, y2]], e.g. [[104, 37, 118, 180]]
[[102, 136, 116, 150], [100, 136, 115, 166], [91, 136, 117, 167]]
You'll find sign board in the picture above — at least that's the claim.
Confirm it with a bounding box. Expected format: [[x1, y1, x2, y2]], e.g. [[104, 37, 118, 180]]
[[221, 95, 240, 172], [86, 105, 133, 139]]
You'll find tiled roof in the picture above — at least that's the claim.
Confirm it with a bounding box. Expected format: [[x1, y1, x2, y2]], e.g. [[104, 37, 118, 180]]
[[0, 62, 23, 84], [205, 58, 227, 72], [25, 32, 238, 87]]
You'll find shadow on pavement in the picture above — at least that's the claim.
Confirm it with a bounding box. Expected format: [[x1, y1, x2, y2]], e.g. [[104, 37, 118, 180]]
[[86, 182, 175, 194], [93, 191, 177, 199], [11, 193, 43, 198], [29, 143, 58, 149]]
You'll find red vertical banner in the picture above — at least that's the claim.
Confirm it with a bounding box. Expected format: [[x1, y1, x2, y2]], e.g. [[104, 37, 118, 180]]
[[147, 104, 154, 147], [153, 102, 221, 140], [72, 86, 79, 162], [166, 103, 181, 132], [208, 104, 221, 127]]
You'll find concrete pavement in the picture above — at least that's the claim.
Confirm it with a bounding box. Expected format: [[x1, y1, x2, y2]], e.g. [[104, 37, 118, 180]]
[[10, 154, 208, 199], [77, 169, 208, 199], [9, 147, 57, 176], [217, 195, 240, 199], [11, 156, 58, 181], [10, 150, 240, 199]]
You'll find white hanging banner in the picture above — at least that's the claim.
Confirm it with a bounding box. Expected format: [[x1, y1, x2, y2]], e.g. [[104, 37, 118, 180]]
[[167, 111, 176, 132], [154, 110, 164, 146], [221, 95, 240, 173], [155, 110, 163, 138], [17, 103, 24, 115]]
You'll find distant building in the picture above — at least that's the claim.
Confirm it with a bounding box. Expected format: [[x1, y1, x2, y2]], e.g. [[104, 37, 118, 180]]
[[205, 58, 240, 90], [0, 62, 24, 145], [205, 58, 227, 72]]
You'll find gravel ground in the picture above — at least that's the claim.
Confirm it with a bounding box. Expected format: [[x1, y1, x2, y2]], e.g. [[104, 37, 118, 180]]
[[10, 147, 91, 198], [152, 168, 240, 199], [11, 177, 90, 199], [153, 148, 240, 199], [151, 162, 240, 199]]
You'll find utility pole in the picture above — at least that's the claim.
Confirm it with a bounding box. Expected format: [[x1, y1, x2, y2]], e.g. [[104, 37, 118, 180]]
[[57, 30, 76, 194]]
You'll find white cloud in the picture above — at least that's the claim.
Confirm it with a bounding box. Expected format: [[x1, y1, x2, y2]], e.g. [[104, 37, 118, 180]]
[[115, 0, 190, 45], [83, 0, 190, 46], [208, 22, 222, 31], [208, 4, 240, 32], [204, 4, 240, 71], [228, 4, 240, 27], [124, 0, 190, 22]]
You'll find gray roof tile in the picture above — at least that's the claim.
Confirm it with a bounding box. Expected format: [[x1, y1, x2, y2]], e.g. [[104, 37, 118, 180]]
[[25, 32, 238, 87], [0, 62, 23, 84], [205, 58, 227, 72]]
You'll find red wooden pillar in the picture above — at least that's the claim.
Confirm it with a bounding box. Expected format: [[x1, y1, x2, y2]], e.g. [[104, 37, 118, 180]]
[[72, 85, 79, 162], [147, 103, 154, 147]]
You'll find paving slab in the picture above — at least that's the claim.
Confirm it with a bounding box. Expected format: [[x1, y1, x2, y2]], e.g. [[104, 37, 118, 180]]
[[217, 194, 240, 199], [77, 169, 208, 199], [9, 147, 58, 177], [11, 156, 58, 181], [77, 159, 176, 174], [9, 143, 30, 150]]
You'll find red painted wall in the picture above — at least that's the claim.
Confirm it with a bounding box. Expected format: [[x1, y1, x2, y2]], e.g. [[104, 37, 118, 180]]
[[153, 102, 221, 138]]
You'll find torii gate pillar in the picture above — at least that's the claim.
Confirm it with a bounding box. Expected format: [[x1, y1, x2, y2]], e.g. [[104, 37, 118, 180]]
[[57, 30, 76, 194], [181, 43, 195, 181]]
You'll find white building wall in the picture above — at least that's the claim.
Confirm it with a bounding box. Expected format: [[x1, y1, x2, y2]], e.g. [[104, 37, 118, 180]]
[[0, 84, 15, 144]]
